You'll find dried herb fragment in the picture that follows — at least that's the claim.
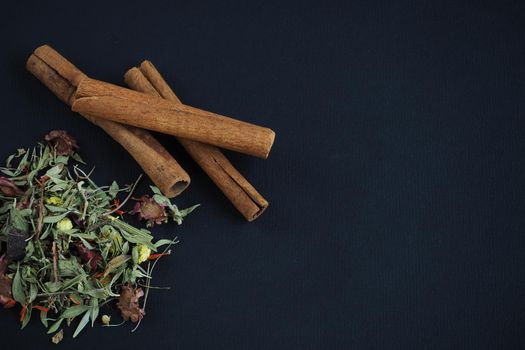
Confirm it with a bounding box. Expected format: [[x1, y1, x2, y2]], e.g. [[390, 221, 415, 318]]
[[131, 187, 199, 227], [51, 329, 64, 344], [116, 285, 145, 323], [130, 195, 168, 227], [0, 177, 24, 197], [76, 244, 102, 271], [44, 130, 79, 156]]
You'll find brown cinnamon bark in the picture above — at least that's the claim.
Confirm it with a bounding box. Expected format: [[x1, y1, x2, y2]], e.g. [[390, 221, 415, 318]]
[[26, 45, 190, 197], [124, 63, 269, 221], [71, 78, 275, 159]]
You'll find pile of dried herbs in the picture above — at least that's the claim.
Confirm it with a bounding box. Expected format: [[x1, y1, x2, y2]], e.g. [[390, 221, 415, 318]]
[[0, 131, 198, 342]]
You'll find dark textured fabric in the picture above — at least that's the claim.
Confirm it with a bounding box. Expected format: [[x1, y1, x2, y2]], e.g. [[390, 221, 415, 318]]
[[1, 1, 525, 349]]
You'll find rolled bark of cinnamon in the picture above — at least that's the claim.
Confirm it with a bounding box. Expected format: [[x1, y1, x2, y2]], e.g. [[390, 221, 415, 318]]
[[26, 45, 190, 197], [124, 62, 269, 221], [71, 78, 275, 159]]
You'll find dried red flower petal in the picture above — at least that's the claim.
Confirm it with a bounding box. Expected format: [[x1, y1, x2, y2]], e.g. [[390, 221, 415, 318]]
[[44, 130, 79, 156], [130, 195, 168, 227], [32, 305, 50, 312], [147, 252, 170, 261], [112, 199, 125, 216], [3, 298, 16, 309], [116, 285, 145, 323], [0, 177, 23, 197], [76, 244, 102, 271], [20, 305, 27, 322]]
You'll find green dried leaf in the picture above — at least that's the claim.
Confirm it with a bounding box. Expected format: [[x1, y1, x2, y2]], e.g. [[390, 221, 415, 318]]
[[109, 181, 119, 198], [73, 310, 91, 338], [45, 164, 64, 177], [150, 185, 162, 195], [58, 258, 83, 277], [43, 212, 69, 224], [71, 152, 85, 164], [90, 298, 99, 327], [21, 305, 32, 329], [45, 205, 68, 213], [28, 283, 37, 303], [39, 309, 49, 328], [47, 318, 64, 334], [178, 204, 200, 217], [44, 281, 63, 293], [154, 239, 176, 248], [12, 264, 26, 304], [61, 305, 90, 319]]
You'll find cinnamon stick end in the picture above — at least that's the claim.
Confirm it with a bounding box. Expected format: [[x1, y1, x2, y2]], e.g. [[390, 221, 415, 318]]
[[26, 53, 75, 105], [263, 129, 276, 159], [33, 44, 53, 57], [124, 67, 160, 97], [163, 179, 190, 198], [246, 202, 269, 222]]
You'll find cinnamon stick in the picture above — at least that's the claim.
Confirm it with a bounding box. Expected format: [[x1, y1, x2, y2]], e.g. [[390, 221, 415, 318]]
[[26, 45, 190, 197], [124, 63, 269, 221], [71, 78, 276, 159]]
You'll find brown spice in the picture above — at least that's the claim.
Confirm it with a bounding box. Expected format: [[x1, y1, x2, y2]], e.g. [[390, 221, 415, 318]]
[[71, 77, 276, 159], [125, 63, 269, 221], [26, 45, 190, 197]]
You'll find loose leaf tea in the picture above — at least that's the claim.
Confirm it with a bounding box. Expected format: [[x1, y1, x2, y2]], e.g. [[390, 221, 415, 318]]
[[0, 131, 197, 340]]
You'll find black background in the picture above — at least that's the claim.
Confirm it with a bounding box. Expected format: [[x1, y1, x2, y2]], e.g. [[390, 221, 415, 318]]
[[1, 1, 525, 349]]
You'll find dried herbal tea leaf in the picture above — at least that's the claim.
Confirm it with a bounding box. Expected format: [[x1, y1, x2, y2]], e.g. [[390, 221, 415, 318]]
[[0, 131, 198, 339]]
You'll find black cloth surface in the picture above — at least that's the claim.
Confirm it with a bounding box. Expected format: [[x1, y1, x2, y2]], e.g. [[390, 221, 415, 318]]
[[1, 1, 525, 349]]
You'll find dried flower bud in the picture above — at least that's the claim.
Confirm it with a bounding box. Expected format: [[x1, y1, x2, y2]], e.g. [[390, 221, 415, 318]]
[[46, 196, 62, 205], [0, 177, 24, 197], [56, 218, 73, 232], [101, 315, 111, 325], [44, 130, 79, 156], [137, 245, 151, 264], [130, 195, 168, 227]]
